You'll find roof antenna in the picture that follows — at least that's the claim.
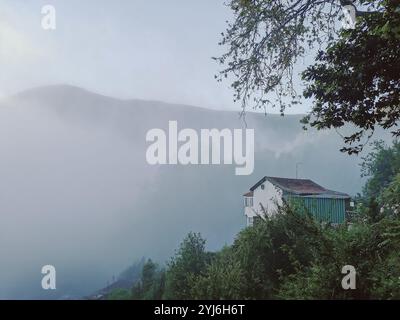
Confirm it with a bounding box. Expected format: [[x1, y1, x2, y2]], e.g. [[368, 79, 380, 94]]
[[296, 162, 302, 179]]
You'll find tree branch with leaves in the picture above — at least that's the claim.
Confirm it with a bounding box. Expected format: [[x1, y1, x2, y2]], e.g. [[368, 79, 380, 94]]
[[216, 0, 398, 153]]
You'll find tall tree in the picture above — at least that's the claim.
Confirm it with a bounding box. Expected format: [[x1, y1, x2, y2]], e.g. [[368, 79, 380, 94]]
[[216, 0, 399, 153], [303, 0, 400, 153], [360, 140, 400, 199], [164, 232, 212, 299]]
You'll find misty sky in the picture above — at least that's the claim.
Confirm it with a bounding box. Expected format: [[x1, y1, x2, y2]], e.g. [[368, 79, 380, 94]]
[[0, 0, 311, 113]]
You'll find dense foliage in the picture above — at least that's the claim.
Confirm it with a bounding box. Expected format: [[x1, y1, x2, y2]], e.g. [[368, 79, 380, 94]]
[[302, 0, 400, 153]]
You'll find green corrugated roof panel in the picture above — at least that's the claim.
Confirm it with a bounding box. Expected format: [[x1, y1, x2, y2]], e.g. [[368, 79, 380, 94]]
[[284, 195, 346, 224]]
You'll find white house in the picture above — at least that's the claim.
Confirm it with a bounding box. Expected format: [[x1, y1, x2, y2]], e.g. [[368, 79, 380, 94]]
[[243, 176, 352, 226]]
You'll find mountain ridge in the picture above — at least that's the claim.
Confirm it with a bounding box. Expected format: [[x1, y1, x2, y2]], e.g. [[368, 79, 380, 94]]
[[4, 84, 307, 117]]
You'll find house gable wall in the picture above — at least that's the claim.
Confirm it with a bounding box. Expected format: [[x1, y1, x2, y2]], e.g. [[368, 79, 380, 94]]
[[250, 180, 283, 217]]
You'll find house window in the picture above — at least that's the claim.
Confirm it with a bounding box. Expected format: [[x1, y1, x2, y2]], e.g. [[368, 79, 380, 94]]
[[244, 197, 253, 207], [247, 216, 254, 226]]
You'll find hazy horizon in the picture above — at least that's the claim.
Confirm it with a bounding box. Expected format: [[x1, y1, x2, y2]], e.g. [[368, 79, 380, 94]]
[[3, 84, 310, 115]]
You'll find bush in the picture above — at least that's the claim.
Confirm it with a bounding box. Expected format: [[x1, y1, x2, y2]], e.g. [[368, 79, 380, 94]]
[[107, 288, 131, 300]]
